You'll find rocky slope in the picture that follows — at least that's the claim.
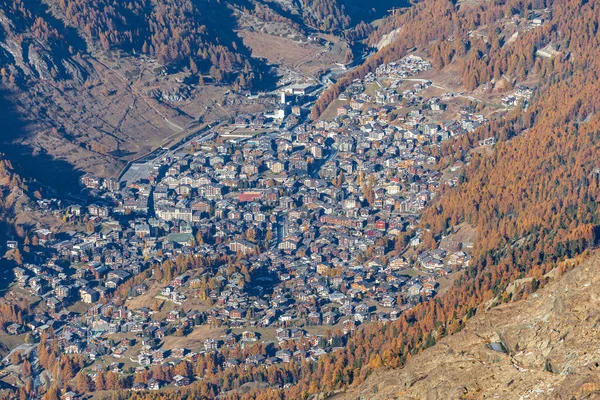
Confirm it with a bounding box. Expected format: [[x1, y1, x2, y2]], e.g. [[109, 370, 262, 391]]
[[0, 0, 377, 188], [335, 253, 600, 400]]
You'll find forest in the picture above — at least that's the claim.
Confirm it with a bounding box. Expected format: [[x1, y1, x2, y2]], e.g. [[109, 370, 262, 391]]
[[49, 0, 258, 85], [31, 0, 390, 87], [0, 0, 409, 88]]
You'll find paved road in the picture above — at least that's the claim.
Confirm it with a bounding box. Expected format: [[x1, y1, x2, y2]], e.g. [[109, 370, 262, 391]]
[[3, 343, 36, 364]]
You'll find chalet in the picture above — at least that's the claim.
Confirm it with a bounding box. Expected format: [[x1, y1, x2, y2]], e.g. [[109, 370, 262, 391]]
[[88, 204, 109, 217], [223, 333, 238, 346], [293, 350, 307, 363], [147, 378, 160, 390], [350, 99, 365, 110], [13, 267, 26, 279], [276, 328, 290, 341], [172, 348, 187, 358], [152, 349, 165, 365], [80, 288, 99, 304], [229, 308, 245, 319], [276, 350, 292, 363], [225, 359, 240, 368], [337, 105, 351, 116], [167, 309, 181, 321], [278, 237, 300, 251], [290, 327, 305, 338], [81, 174, 101, 189], [173, 375, 190, 387], [342, 319, 356, 334], [389, 257, 408, 270], [35, 229, 55, 243], [246, 354, 266, 366], [380, 296, 396, 308], [270, 160, 286, 174], [242, 331, 257, 341], [323, 311, 337, 325], [7, 323, 22, 335], [171, 274, 188, 287], [228, 239, 254, 255], [308, 311, 321, 325], [204, 338, 219, 351], [407, 284, 422, 297]]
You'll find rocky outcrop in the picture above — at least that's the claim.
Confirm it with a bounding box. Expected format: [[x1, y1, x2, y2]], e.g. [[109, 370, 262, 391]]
[[335, 253, 600, 399], [376, 27, 402, 51]]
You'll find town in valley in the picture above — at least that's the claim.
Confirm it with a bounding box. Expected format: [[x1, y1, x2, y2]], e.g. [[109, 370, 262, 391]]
[[0, 52, 531, 394]]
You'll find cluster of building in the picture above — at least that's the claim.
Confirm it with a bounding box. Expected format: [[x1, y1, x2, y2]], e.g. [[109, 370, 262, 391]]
[[501, 85, 533, 107], [2, 54, 490, 392]]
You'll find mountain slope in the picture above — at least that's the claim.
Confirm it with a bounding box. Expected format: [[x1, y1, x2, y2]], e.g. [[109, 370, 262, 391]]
[[44, 0, 255, 80], [0, 0, 276, 188], [0, 0, 392, 190], [334, 252, 600, 400], [323, 0, 600, 398]]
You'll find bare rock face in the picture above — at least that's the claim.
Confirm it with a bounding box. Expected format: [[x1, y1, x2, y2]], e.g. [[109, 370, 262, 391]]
[[335, 253, 600, 400], [27, 45, 54, 80]]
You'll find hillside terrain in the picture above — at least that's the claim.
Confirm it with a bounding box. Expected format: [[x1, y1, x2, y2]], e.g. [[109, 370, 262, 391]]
[[335, 252, 600, 400], [0, 0, 401, 192]]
